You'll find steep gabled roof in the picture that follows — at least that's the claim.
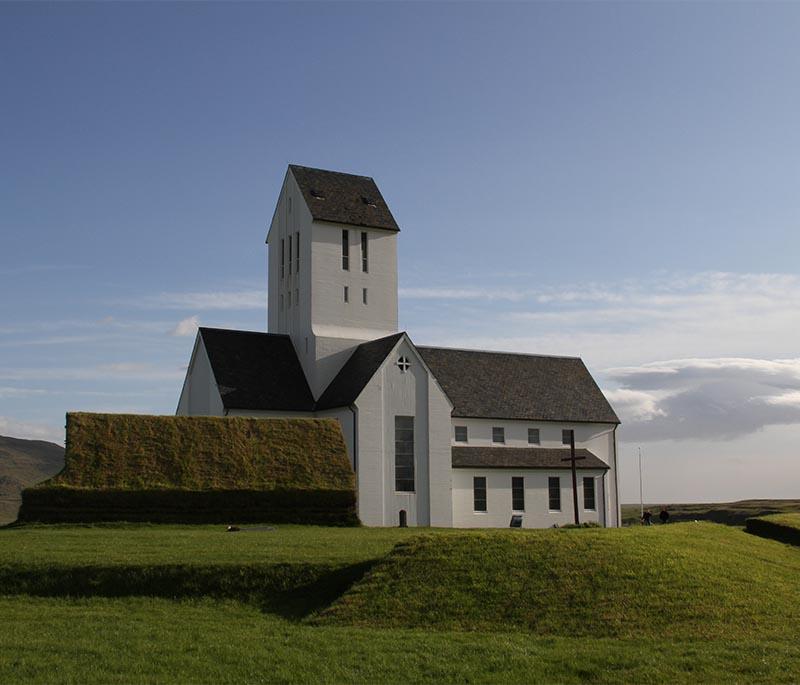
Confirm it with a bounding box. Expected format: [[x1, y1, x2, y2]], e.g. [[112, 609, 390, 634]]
[[315, 333, 406, 410], [289, 165, 400, 232], [417, 347, 620, 424], [199, 328, 315, 412], [452, 446, 609, 470]]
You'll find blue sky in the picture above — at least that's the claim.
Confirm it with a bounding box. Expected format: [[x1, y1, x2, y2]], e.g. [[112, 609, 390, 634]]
[[2, 2, 799, 502]]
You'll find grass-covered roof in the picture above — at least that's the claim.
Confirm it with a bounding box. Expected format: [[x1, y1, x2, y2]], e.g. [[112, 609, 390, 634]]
[[43, 413, 354, 492]]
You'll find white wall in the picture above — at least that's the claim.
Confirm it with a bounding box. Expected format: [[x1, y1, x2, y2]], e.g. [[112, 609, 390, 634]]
[[450, 417, 619, 527], [175, 336, 224, 416], [452, 468, 607, 528]]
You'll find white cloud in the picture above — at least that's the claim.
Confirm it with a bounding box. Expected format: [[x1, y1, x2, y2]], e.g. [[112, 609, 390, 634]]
[[169, 315, 200, 337], [0, 416, 64, 445], [0, 363, 184, 382], [134, 290, 264, 310]]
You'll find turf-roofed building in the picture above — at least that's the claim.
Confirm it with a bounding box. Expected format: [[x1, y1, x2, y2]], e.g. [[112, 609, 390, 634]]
[[178, 165, 621, 528]]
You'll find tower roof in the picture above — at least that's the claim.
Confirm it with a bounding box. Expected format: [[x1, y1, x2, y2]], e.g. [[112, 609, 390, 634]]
[[289, 165, 400, 232]]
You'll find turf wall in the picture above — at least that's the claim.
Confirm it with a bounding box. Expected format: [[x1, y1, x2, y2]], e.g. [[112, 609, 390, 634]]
[[745, 515, 800, 546], [18, 413, 357, 525]]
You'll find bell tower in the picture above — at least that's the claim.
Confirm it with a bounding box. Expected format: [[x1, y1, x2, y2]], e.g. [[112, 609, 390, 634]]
[[266, 165, 400, 398]]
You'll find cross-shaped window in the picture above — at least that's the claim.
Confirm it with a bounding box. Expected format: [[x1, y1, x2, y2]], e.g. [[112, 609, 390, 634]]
[[397, 356, 410, 373]]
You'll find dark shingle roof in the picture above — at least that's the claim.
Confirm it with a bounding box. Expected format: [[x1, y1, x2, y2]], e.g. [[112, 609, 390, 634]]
[[200, 328, 315, 412], [452, 446, 609, 470], [316, 333, 405, 410], [418, 347, 619, 424], [289, 165, 400, 232]]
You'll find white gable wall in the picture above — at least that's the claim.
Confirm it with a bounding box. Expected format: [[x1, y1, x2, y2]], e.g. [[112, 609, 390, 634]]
[[175, 336, 224, 417], [354, 337, 452, 527]]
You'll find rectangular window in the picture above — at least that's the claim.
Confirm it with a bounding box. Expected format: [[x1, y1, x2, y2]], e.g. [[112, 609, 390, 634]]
[[562, 429, 574, 445], [454, 426, 468, 442], [548, 477, 561, 511], [295, 232, 300, 273], [528, 428, 540, 444], [362, 288, 368, 305], [342, 229, 349, 270], [395, 416, 415, 492], [361, 231, 368, 272], [473, 476, 487, 512], [295, 288, 299, 306], [288, 235, 292, 275], [281, 238, 285, 279], [512, 476, 525, 511], [583, 477, 596, 511], [343, 285, 349, 303], [492, 426, 505, 444]]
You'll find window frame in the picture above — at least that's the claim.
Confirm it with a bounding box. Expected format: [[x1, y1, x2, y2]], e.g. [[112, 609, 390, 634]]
[[342, 229, 350, 270], [295, 231, 300, 273], [473, 476, 487, 513], [288, 235, 292, 275], [343, 285, 349, 303], [361, 231, 368, 273], [562, 429, 574, 445], [280, 238, 285, 279], [492, 426, 505, 444], [548, 476, 561, 512], [454, 425, 468, 443], [362, 287, 368, 305], [512, 476, 525, 512], [394, 416, 415, 493], [583, 476, 596, 511], [528, 428, 540, 445]]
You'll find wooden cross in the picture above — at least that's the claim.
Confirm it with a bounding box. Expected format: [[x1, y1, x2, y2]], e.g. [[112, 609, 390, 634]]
[[561, 430, 585, 525]]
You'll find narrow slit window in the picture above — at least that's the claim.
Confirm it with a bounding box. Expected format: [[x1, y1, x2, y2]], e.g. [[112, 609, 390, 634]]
[[583, 477, 596, 511], [562, 429, 574, 445], [295, 289, 299, 306], [343, 285, 349, 303], [281, 239, 285, 279], [395, 416, 415, 492], [295, 232, 299, 273], [362, 288, 368, 305], [492, 427, 505, 444], [528, 428, 540, 444], [361, 231, 368, 272], [342, 230, 349, 270], [287, 290, 291, 308], [288, 235, 292, 275], [548, 477, 561, 511], [473, 476, 487, 512], [512, 477, 525, 511], [454, 426, 468, 443]]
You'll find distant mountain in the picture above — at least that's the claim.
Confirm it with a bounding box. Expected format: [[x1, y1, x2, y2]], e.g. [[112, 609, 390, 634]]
[[0, 435, 65, 524]]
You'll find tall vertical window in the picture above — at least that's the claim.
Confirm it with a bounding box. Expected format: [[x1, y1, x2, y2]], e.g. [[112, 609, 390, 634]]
[[295, 289, 299, 306], [454, 426, 468, 442], [342, 230, 349, 270], [295, 232, 300, 273], [562, 429, 574, 445], [394, 416, 415, 492], [287, 290, 291, 308], [288, 235, 292, 275], [343, 286, 349, 303], [528, 428, 540, 444], [548, 477, 561, 511], [583, 477, 596, 511], [362, 288, 368, 305], [512, 477, 525, 511], [492, 427, 505, 444], [361, 231, 368, 272], [473, 476, 487, 512], [281, 239, 285, 279]]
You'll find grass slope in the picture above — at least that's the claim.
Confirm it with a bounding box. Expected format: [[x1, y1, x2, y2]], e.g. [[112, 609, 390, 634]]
[[746, 513, 800, 546], [3, 596, 799, 685], [621, 499, 800, 526], [319, 523, 800, 639], [0, 435, 64, 524]]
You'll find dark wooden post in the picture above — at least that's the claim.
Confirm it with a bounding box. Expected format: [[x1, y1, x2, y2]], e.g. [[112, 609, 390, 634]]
[[561, 431, 585, 526]]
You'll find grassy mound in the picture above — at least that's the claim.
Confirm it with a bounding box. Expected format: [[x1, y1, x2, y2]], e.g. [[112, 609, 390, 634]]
[[746, 513, 800, 546], [18, 414, 356, 525], [318, 523, 800, 639]]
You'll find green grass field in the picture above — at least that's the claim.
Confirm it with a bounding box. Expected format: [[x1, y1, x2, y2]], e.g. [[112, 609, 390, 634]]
[[621, 499, 800, 526], [3, 522, 800, 683]]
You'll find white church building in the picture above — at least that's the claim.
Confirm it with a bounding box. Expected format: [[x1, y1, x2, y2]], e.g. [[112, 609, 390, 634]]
[[177, 165, 621, 528]]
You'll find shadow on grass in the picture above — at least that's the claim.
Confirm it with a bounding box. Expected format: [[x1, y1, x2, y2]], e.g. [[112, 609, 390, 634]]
[[0, 560, 376, 621]]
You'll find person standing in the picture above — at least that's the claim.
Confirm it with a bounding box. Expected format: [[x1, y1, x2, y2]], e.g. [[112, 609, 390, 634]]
[[659, 507, 670, 524]]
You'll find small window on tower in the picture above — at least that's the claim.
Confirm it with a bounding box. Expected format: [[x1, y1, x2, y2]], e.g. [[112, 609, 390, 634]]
[[295, 288, 299, 306], [287, 290, 291, 308], [361, 232, 368, 272], [288, 235, 292, 275], [281, 239, 285, 279], [295, 232, 299, 273], [342, 230, 350, 270], [362, 288, 368, 305], [343, 286, 349, 303]]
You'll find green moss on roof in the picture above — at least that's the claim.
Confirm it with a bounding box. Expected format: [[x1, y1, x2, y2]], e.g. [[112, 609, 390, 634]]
[[43, 413, 354, 492]]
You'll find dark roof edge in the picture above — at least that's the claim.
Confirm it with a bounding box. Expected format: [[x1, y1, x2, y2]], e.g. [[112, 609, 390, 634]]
[[312, 218, 401, 233], [451, 414, 620, 425], [451, 463, 609, 470], [416, 344, 583, 362]]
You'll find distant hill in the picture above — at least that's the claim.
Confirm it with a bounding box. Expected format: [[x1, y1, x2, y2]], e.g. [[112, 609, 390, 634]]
[[621, 499, 800, 526], [0, 435, 64, 524]]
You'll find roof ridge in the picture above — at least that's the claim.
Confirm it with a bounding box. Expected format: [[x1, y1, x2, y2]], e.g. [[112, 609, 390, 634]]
[[417, 344, 583, 362], [199, 327, 290, 339], [289, 163, 375, 182]]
